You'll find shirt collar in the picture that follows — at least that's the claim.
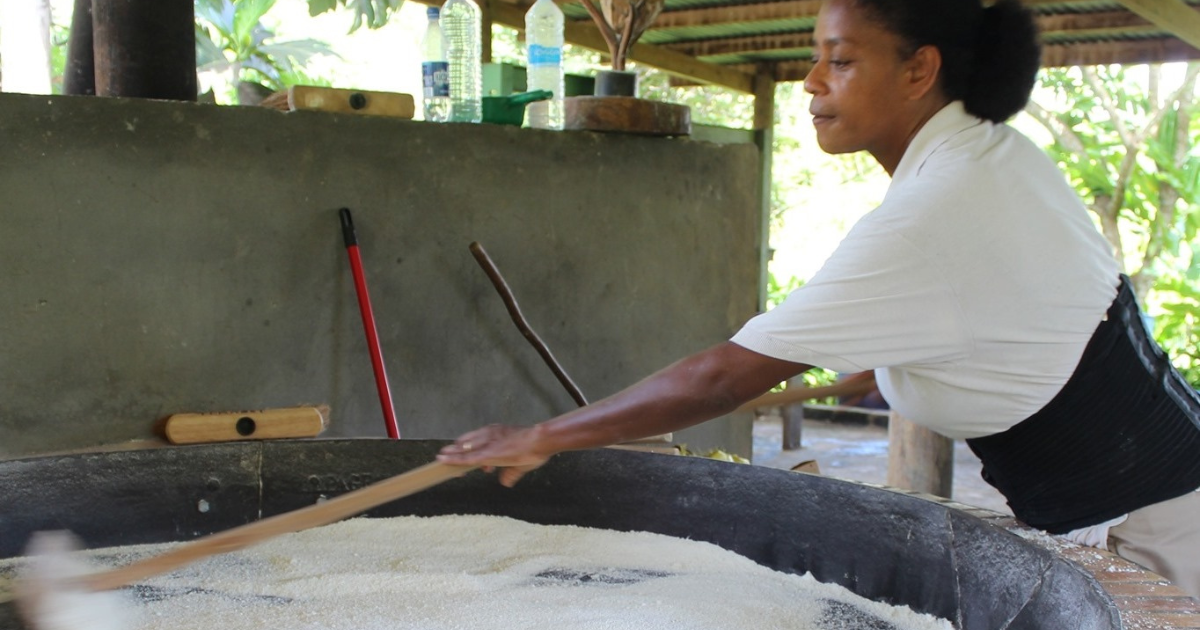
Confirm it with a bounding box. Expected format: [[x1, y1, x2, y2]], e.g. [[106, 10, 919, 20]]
[[888, 101, 984, 190]]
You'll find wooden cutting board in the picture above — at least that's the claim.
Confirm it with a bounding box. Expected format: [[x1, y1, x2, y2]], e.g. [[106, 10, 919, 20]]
[[261, 86, 415, 119], [162, 406, 328, 444], [563, 96, 691, 136]]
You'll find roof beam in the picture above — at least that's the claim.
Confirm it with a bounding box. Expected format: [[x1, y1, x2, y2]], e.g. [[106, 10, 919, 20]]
[[664, 32, 813, 58], [1039, 9, 1174, 32], [750, 40, 1200, 80], [644, 2, 1198, 50], [647, 0, 821, 31], [1042, 37, 1200, 65], [770, 60, 813, 82], [638, 0, 1198, 35], [729, 37, 1200, 81], [658, 9, 1195, 68], [1113, 0, 1200, 49], [485, 0, 755, 92], [729, 60, 812, 82], [660, 11, 1169, 60]]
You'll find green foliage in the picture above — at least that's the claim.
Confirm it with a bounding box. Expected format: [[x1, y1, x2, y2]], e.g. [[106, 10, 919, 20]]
[[636, 67, 755, 129], [307, 0, 403, 32], [1037, 68, 1121, 204], [48, 22, 69, 95], [196, 0, 336, 102], [800, 369, 839, 389], [1032, 65, 1200, 387], [766, 271, 802, 310], [675, 444, 750, 464], [1154, 274, 1200, 386]]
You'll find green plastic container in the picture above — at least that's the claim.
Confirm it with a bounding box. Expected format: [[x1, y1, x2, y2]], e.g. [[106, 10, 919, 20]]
[[482, 63, 527, 97], [481, 90, 553, 126]]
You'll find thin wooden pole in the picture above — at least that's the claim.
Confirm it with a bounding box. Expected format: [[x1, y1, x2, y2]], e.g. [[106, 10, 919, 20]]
[[469, 242, 588, 407], [781, 376, 803, 450]]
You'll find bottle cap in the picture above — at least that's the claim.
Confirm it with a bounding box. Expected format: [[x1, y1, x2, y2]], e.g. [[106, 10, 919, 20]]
[[427, 6, 439, 18]]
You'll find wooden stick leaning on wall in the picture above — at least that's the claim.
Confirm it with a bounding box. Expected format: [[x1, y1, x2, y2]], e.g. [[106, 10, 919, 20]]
[[468, 242, 589, 407], [466, 242, 674, 449]]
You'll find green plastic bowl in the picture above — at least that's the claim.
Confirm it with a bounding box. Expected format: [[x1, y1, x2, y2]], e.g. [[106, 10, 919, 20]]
[[481, 90, 553, 126]]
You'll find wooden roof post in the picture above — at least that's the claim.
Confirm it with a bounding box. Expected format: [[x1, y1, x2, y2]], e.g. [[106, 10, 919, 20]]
[[752, 63, 776, 311], [481, 0, 494, 64], [92, 0, 196, 100], [887, 410, 954, 498], [64, 0, 96, 95]]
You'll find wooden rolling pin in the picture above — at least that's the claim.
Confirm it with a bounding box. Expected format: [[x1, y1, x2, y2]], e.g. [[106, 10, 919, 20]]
[[75, 461, 472, 592], [162, 406, 328, 444]]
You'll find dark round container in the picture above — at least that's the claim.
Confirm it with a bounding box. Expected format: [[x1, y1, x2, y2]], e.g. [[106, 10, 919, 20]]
[[594, 70, 639, 97], [0, 439, 1121, 629]]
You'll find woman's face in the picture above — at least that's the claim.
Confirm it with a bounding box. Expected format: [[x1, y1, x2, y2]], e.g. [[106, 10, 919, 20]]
[[803, 0, 924, 167]]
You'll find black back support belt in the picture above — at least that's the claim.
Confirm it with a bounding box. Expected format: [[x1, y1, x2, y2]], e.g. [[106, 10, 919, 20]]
[[966, 276, 1200, 534]]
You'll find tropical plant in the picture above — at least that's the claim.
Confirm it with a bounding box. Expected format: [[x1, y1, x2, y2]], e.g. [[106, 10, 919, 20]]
[[1155, 274, 1200, 386], [1027, 65, 1200, 299], [195, 0, 336, 103], [307, 0, 404, 32], [1027, 64, 1200, 386], [637, 70, 755, 128]]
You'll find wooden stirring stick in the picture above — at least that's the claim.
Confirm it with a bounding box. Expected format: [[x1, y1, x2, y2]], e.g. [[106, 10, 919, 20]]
[[80, 461, 472, 592]]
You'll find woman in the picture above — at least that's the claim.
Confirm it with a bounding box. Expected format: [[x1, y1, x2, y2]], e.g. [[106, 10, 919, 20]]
[[438, 0, 1200, 597]]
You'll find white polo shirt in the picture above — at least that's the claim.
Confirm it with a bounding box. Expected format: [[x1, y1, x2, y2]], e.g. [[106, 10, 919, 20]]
[[732, 101, 1120, 440]]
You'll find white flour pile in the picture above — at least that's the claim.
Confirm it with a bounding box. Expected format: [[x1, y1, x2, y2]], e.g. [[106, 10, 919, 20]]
[[2, 515, 953, 630]]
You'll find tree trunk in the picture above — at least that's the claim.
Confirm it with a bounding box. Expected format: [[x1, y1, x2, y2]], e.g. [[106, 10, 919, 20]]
[[1092, 195, 1125, 266]]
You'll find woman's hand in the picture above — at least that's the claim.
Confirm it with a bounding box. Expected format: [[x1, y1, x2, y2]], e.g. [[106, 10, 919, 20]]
[[436, 424, 551, 487], [435, 343, 810, 487]]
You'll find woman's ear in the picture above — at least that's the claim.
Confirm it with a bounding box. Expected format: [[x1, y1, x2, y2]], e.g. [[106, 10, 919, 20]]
[[906, 44, 943, 101]]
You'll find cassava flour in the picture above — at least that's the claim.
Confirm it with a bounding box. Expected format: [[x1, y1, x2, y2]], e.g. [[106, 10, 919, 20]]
[[2, 515, 953, 630]]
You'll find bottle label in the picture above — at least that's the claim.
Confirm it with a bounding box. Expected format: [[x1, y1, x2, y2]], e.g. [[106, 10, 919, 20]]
[[422, 61, 450, 98], [527, 44, 562, 67]]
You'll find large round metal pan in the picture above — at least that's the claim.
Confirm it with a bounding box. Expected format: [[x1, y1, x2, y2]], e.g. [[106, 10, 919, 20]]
[[0, 439, 1118, 629]]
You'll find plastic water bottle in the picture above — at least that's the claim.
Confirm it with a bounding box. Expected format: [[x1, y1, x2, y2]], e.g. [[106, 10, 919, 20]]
[[524, 0, 564, 130], [439, 0, 482, 123], [420, 7, 451, 122]]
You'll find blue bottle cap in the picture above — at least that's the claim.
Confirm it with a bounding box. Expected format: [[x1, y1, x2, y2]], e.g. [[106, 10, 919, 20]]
[[427, 6, 439, 18]]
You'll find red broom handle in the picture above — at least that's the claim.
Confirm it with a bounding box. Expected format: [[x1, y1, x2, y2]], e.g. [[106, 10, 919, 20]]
[[340, 208, 400, 440]]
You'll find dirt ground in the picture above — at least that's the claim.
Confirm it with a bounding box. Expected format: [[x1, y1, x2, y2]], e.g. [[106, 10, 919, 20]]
[[751, 416, 1011, 515]]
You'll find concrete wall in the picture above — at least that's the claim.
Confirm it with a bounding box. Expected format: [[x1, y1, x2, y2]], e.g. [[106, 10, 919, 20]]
[[0, 93, 762, 458]]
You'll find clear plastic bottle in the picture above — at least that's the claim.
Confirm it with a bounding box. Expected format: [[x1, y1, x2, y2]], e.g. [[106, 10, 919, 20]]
[[439, 0, 482, 123], [524, 0, 564, 130], [420, 7, 451, 123]]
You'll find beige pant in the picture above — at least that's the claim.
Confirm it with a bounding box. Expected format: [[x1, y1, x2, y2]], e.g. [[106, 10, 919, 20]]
[[1108, 490, 1200, 599]]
